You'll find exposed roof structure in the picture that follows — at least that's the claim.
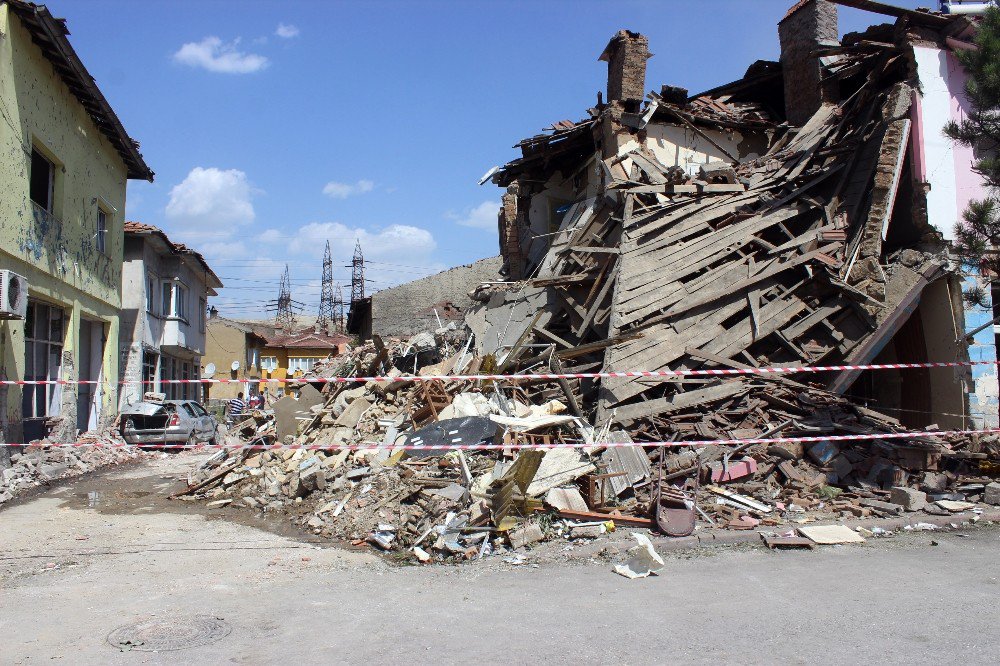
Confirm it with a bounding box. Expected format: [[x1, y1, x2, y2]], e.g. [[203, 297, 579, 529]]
[[5, 0, 153, 180], [124, 221, 222, 291], [474, 4, 982, 440]]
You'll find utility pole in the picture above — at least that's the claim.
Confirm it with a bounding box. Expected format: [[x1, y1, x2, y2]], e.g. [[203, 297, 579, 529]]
[[275, 264, 295, 331], [350, 240, 365, 302], [317, 241, 335, 331], [332, 282, 345, 333]]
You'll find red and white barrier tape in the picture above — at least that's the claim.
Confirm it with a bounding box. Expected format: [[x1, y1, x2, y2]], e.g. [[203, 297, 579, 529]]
[[1, 358, 992, 386], [7, 428, 999, 451]]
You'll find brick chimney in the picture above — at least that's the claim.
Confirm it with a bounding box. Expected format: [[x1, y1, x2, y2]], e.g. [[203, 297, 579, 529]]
[[599, 30, 652, 109], [778, 0, 839, 126]]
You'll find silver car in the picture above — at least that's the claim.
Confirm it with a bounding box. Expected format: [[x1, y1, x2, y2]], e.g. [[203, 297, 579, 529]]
[[120, 399, 218, 447]]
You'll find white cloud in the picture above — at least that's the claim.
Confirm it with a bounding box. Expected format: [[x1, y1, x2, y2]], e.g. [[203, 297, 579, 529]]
[[449, 200, 499, 230], [275, 23, 300, 39], [173, 37, 268, 74], [257, 228, 283, 244], [165, 167, 256, 241], [285, 222, 435, 258], [322, 179, 375, 199], [198, 240, 249, 261]]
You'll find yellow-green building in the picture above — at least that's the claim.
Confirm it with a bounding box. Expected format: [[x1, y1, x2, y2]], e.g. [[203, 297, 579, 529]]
[[0, 1, 153, 443]]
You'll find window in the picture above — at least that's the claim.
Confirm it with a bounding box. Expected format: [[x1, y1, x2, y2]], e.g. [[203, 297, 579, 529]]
[[30, 147, 54, 212], [176, 284, 188, 321], [161, 282, 173, 317], [181, 362, 191, 400], [288, 357, 318, 374], [23, 301, 64, 425], [199, 298, 207, 332], [146, 275, 155, 313], [160, 282, 188, 320], [161, 356, 174, 400], [96, 207, 108, 254], [261, 356, 278, 372], [246, 346, 259, 370], [142, 350, 158, 393], [181, 402, 197, 418]]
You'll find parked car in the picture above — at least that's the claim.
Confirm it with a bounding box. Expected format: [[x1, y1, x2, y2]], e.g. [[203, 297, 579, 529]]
[[120, 399, 218, 447]]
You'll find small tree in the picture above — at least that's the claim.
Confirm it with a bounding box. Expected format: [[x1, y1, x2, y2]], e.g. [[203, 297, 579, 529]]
[[944, 2, 1000, 306]]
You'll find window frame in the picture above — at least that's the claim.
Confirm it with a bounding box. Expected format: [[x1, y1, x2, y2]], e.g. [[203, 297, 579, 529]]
[[22, 300, 65, 421], [175, 284, 188, 322], [146, 274, 156, 314], [141, 349, 158, 393], [29, 146, 55, 213], [161, 281, 173, 318], [287, 357, 318, 374], [96, 205, 108, 254]]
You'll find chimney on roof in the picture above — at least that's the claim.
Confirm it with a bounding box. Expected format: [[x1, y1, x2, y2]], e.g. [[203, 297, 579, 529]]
[[599, 30, 652, 110], [778, 0, 839, 126]]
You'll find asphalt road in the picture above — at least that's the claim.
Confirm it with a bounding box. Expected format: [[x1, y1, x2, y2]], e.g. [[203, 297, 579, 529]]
[[1, 454, 998, 665]]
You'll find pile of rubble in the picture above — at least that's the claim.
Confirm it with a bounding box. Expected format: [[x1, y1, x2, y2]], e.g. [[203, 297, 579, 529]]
[[181, 343, 1000, 561], [0, 430, 146, 506]]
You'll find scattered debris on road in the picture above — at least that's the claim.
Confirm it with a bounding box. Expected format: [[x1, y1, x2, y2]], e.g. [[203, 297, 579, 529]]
[[0, 430, 146, 506]]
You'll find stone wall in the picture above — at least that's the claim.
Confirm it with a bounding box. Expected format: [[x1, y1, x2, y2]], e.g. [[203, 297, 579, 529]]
[[371, 256, 502, 338], [778, 0, 838, 126]]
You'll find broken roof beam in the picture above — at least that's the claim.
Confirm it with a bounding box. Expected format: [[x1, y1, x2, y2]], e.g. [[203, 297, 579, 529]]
[[827, 0, 952, 27]]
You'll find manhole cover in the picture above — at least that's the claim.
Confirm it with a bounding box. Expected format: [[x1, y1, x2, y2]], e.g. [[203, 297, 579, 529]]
[[107, 615, 231, 652]]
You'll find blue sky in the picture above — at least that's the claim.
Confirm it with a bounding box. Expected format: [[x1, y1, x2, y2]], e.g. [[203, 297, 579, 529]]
[[54, 0, 927, 319]]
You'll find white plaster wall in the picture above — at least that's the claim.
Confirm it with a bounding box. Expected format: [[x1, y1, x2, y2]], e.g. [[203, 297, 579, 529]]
[[643, 123, 761, 175], [913, 46, 961, 241]]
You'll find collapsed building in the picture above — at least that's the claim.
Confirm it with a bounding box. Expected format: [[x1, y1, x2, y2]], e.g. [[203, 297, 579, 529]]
[[183, 0, 1000, 560], [480, 0, 998, 431]]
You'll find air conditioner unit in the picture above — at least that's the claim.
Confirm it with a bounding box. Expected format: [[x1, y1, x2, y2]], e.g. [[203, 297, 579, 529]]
[[0, 270, 27, 320]]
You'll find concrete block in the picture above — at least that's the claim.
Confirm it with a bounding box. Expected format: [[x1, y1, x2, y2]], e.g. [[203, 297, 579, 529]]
[[39, 463, 68, 479], [509, 522, 545, 549], [920, 472, 948, 493], [889, 486, 927, 512], [985, 482, 1000, 506], [859, 498, 904, 515]]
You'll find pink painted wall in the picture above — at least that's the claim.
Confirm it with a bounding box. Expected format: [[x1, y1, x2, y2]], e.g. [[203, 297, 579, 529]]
[[946, 50, 987, 216]]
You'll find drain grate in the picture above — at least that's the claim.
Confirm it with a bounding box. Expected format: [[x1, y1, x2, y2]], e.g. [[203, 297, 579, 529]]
[[107, 615, 231, 652]]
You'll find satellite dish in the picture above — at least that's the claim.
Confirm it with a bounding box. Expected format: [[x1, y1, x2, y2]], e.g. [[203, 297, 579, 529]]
[[231, 360, 241, 371], [203, 363, 216, 379]]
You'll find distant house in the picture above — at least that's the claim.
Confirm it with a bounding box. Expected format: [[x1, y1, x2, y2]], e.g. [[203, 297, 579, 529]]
[[118, 222, 222, 406], [258, 327, 350, 394], [202, 312, 267, 404], [0, 1, 153, 443]]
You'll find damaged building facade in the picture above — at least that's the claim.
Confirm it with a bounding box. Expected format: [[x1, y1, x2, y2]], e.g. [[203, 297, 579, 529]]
[[482, 0, 998, 432], [118, 222, 222, 407], [0, 1, 152, 443]]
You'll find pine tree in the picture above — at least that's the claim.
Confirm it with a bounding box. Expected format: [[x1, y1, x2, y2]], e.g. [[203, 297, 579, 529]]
[[944, 3, 1000, 306]]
